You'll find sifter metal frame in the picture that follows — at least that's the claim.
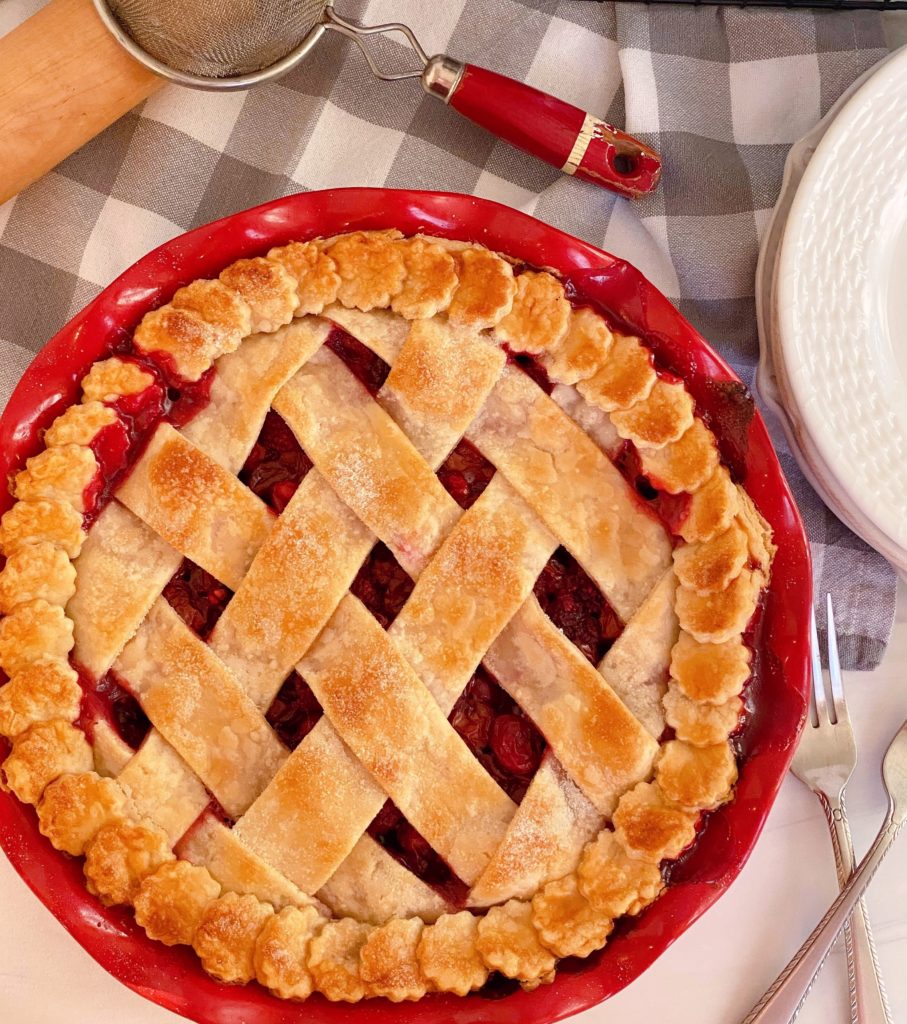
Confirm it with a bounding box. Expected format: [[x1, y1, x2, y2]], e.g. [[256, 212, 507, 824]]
[[91, 0, 333, 90]]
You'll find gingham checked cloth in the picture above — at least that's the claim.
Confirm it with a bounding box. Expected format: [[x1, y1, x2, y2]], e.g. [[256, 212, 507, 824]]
[[0, 0, 897, 669]]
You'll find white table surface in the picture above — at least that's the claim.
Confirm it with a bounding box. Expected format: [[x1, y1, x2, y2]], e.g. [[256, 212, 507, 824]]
[[2, 583, 905, 1024]]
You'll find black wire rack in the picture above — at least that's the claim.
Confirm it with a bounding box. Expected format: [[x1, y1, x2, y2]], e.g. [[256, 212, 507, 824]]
[[611, 0, 907, 9]]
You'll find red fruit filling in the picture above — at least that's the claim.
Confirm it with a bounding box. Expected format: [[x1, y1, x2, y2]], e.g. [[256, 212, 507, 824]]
[[437, 439, 496, 510], [163, 559, 233, 640], [613, 441, 692, 538], [75, 665, 151, 751], [80, 355, 214, 527], [533, 548, 624, 664], [350, 543, 414, 628], [504, 346, 554, 394], [325, 326, 390, 396], [367, 800, 470, 906], [449, 667, 547, 804], [240, 410, 312, 512], [266, 671, 324, 751]]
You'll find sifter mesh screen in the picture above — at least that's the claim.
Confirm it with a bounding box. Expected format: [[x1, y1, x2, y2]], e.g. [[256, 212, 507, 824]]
[[106, 0, 327, 78]]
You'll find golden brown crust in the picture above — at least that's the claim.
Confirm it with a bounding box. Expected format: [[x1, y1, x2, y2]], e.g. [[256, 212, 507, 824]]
[[676, 568, 764, 644], [541, 306, 613, 384], [670, 631, 751, 704], [0, 658, 81, 739], [326, 232, 406, 312], [417, 912, 488, 996], [476, 900, 556, 988], [576, 830, 664, 917], [673, 521, 750, 594], [254, 905, 324, 1001], [531, 873, 614, 958], [359, 918, 428, 1002], [37, 771, 128, 855], [612, 782, 699, 863], [677, 465, 738, 539], [0, 599, 75, 676], [14, 445, 97, 511], [611, 379, 695, 449], [84, 820, 174, 906], [0, 500, 85, 558], [639, 418, 720, 495], [219, 258, 298, 334], [134, 306, 226, 382], [578, 333, 656, 412], [0, 542, 76, 614], [2, 720, 92, 804], [656, 740, 738, 810], [663, 687, 743, 746], [81, 358, 155, 402], [266, 241, 340, 317], [194, 892, 274, 985], [494, 270, 571, 355], [307, 918, 373, 1002], [391, 238, 458, 320], [135, 861, 222, 946], [447, 247, 515, 328], [171, 278, 252, 338], [44, 402, 117, 447]]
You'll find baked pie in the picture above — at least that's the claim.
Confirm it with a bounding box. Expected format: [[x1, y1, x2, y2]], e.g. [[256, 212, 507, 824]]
[[0, 229, 774, 1003]]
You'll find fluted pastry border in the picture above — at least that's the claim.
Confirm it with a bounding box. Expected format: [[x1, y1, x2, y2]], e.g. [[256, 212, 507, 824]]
[[0, 230, 774, 1003]]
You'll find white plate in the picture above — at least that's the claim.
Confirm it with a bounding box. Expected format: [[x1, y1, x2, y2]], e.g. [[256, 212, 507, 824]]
[[773, 47, 907, 569]]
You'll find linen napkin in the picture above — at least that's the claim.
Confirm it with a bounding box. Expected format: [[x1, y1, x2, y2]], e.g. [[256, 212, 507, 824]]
[[0, 0, 896, 668]]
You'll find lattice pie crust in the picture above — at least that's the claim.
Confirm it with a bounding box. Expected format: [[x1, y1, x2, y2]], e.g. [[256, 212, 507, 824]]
[[0, 231, 773, 1002]]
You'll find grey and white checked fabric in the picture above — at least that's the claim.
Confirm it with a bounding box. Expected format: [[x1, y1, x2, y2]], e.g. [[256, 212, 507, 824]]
[[0, 0, 897, 669]]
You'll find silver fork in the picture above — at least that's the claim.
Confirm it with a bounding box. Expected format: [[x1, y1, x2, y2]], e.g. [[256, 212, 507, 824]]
[[789, 594, 892, 1023]]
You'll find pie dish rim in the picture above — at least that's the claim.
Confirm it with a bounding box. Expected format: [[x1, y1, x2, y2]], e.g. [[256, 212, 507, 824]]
[[0, 187, 811, 1024]]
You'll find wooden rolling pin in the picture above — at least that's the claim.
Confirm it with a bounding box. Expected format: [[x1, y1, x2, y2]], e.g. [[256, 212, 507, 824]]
[[0, 0, 161, 204]]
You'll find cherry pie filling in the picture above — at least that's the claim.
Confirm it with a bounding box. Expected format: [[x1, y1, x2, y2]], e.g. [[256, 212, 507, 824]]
[[70, 313, 758, 908]]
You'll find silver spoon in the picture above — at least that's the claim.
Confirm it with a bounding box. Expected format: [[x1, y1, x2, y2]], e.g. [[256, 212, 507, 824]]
[[742, 719, 907, 1024]]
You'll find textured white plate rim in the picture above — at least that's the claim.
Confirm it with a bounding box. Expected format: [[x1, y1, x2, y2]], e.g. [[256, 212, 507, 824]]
[[776, 46, 907, 555]]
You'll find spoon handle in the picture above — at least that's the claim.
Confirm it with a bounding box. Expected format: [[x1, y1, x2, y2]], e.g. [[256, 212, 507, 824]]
[[741, 814, 903, 1024]]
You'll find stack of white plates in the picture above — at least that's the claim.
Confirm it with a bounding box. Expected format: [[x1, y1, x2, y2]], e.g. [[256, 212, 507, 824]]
[[756, 46, 907, 575]]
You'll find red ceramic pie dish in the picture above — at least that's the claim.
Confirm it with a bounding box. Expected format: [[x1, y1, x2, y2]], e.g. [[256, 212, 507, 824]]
[[0, 189, 811, 1024]]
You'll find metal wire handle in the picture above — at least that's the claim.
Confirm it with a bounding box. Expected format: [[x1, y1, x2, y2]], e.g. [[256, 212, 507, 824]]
[[324, 9, 429, 81]]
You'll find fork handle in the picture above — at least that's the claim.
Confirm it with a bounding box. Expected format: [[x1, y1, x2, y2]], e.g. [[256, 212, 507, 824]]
[[741, 813, 902, 1024], [824, 794, 894, 1024]]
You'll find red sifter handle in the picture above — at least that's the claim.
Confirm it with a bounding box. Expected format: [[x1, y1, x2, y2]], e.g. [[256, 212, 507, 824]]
[[424, 60, 661, 199]]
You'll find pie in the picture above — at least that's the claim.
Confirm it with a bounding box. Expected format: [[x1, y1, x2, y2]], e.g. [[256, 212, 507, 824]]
[[0, 229, 774, 1003]]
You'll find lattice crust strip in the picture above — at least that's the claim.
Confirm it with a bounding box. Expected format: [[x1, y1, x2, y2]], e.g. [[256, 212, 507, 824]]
[[0, 231, 775, 1002]]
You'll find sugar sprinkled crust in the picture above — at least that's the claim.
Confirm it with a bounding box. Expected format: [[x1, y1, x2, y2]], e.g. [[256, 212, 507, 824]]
[[0, 600, 74, 676], [612, 781, 699, 863], [14, 445, 97, 511], [2, 719, 92, 804], [135, 861, 222, 946], [0, 658, 81, 739], [0, 500, 85, 558], [417, 912, 488, 995], [194, 892, 275, 984], [0, 228, 774, 1003], [0, 542, 76, 613], [476, 899, 556, 989], [576, 830, 663, 917], [359, 917, 428, 1002], [84, 819, 175, 905], [307, 918, 373, 1002], [81, 358, 155, 402], [254, 905, 324, 1000], [495, 270, 571, 354], [37, 771, 129, 856], [531, 872, 614, 958], [44, 402, 117, 447]]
